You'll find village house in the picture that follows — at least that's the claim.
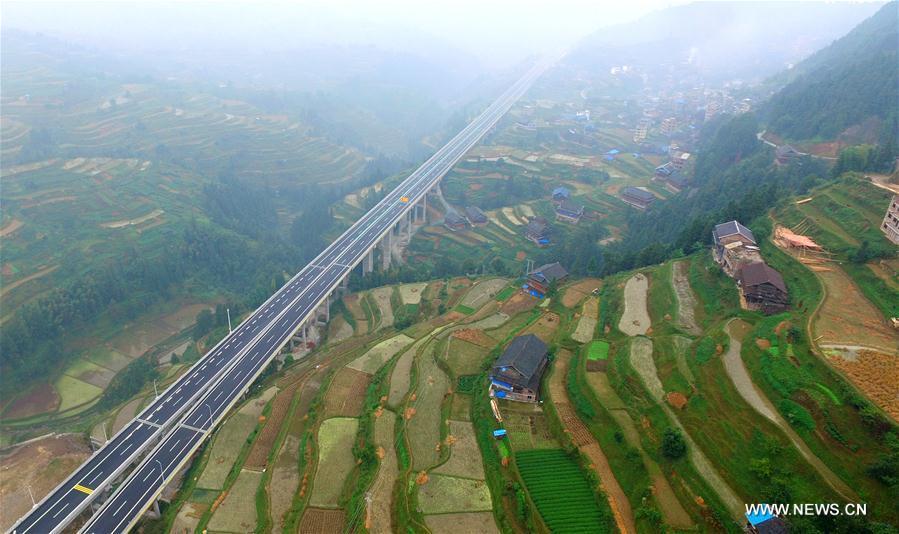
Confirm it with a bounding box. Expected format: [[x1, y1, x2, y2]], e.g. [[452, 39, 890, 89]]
[[524, 262, 568, 298], [880, 194, 899, 245], [444, 211, 468, 231], [712, 220, 761, 276], [525, 217, 551, 246], [620, 186, 656, 209], [489, 334, 549, 403], [552, 186, 570, 205], [738, 261, 789, 314], [775, 144, 802, 165], [555, 199, 584, 224], [464, 205, 488, 226]]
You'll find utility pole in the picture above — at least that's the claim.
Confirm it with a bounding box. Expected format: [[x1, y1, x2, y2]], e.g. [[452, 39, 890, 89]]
[[153, 379, 159, 398], [525, 258, 534, 277], [103, 424, 108, 443], [27, 485, 36, 508], [227, 308, 232, 334]]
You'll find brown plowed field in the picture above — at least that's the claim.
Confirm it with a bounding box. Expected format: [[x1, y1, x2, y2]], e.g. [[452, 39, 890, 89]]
[[245, 383, 299, 470], [299, 507, 345, 533], [323, 367, 371, 418]]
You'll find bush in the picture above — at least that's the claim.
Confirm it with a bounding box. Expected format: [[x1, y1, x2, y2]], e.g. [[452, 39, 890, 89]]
[[660, 428, 687, 460], [778, 399, 816, 431]]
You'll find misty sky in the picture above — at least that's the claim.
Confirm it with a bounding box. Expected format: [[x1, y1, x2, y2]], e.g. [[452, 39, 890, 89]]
[[3, 0, 687, 65]]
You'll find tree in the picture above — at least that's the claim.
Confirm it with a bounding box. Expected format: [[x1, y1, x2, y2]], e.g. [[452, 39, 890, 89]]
[[661, 428, 687, 459], [193, 309, 215, 341]]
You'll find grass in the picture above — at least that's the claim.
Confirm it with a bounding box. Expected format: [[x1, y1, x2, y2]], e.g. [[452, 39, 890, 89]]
[[453, 304, 476, 315], [586, 340, 610, 361], [515, 449, 609, 532], [443, 338, 490, 376], [495, 286, 515, 301], [346, 334, 414, 375], [418, 474, 493, 514], [196, 412, 263, 489], [207, 470, 263, 532], [308, 417, 359, 507], [54, 375, 103, 412]]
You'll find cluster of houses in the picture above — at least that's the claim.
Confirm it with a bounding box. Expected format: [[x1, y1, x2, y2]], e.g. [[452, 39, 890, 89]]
[[551, 187, 585, 224], [443, 205, 488, 231], [652, 146, 692, 192], [713, 220, 789, 315], [488, 262, 568, 403]]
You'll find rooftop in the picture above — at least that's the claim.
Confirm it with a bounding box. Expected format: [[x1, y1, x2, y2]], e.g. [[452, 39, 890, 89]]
[[713, 220, 756, 245], [740, 261, 787, 293]]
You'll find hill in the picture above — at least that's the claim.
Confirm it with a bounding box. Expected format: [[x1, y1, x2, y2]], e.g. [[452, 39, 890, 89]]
[[566, 1, 881, 82], [765, 2, 899, 143]]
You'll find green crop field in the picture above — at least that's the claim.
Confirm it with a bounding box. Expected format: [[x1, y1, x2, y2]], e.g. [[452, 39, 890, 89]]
[[515, 449, 607, 532], [586, 340, 610, 361]]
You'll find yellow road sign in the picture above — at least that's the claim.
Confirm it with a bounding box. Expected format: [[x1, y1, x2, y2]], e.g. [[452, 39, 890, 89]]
[[73, 484, 94, 495]]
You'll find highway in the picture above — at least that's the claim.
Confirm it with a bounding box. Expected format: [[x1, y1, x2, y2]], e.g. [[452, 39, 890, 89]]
[[10, 59, 546, 534]]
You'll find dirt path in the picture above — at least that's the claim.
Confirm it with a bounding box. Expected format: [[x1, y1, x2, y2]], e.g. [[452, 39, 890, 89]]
[[618, 274, 650, 336], [671, 261, 701, 335], [0, 265, 59, 298], [628, 338, 744, 521], [551, 350, 635, 534], [722, 320, 857, 501], [585, 371, 693, 529]]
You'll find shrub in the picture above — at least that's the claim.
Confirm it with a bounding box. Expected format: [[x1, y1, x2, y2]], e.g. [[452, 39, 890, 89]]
[[660, 428, 687, 460]]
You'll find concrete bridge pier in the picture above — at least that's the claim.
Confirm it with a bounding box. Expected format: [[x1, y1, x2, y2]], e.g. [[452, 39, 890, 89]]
[[380, 231, 392, 270], [362, 249, 374, 275]]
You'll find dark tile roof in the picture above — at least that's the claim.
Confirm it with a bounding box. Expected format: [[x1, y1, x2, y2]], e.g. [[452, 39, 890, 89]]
[[713, 220, 756, 245], [622, 186, 655, 202], [740, 261, 787, 293], [526, 218, 549, 235], [445, 211, 467, 225], [775, 144, 801, 157], [552, 186, 570, 198], [755, 516, 789, 534], [530, 262, 568, 283], [556, 199, 584, 215], [464, 206, 487, 222], [493, 334, 548, 384]]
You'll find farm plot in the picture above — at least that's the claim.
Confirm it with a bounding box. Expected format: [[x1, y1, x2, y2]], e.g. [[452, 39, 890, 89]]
[[585, 340, 610, 371], [347, 334, 414, 375], [388, 350, 414, 406], [516, 449, 608, 532], [618, 273, 650, 336], [207, 469, 262, 532], [571, 313, 597, 344], [299, 508, 345, 533], [342, 294, 369, 334], [399, 282, 428, 305], [308, 417, 359, 507], [561, 279, 602, 307], [417, 474, 493, 514], [812, 266, 897, 354], [460, 278, 508, 310], [424, 512, 499, 534], [443, 337, 490, 376], [54, 375, 103, 412], [500, 402, 557, 450], [245, 384, 297, 470], [370, 287, 395, 328], [197, 387, 276, 489], [671, 261, 701, 334], [368, 410, 398, 534], [323, 367, 371, 418], [523, 312, 560, 342], [2, 382, 60, 419], [434, 420, 485, 479], [408, 343, 452, 470], [826, 347, 899, 421]]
